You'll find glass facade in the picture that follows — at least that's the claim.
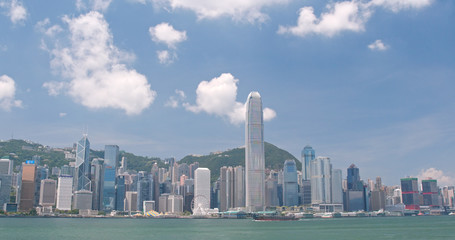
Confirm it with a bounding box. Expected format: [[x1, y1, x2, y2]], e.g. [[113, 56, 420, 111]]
[[283, 160, 298, 206], [310, 157, 332, 204], [103, 145, 119, 211], [301, 146, 315, 181], [400, 178, 420, 210], [245, 91, 265, 212], [75, 135, 91, 191]]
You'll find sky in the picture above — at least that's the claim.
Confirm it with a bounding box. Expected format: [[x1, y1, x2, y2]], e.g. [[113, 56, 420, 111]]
[[0, 0, 454, 186]]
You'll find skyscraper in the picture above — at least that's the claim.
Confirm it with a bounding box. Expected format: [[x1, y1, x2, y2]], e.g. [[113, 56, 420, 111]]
[[347, 164, 363, 191], [310, 157, 332, 204], [0, 158, 13, 175], [0, 157, 12, 208], [233, 166, 245, 208], [344, 164, 367, 211], [422, 179, 439, 207], [193, 168, 210, 214], [301, 146, 315, 181], [91, 158, 104, 210], [56, 175, 73, 210], [39, 179, 56, 207], [19, 162, 36, 211], [283, 159, 298, 206], [74, 135, 91, 191], [331, 169, 343, 205], [103, 145, 119, 211], [401, 178, 420, 210], [245, 91, 265, 212]]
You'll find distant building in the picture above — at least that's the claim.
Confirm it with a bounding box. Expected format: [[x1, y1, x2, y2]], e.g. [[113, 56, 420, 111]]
[[219, 166, 234, 211], [74, 135, 91, 191], [245, 91, 265, 212], [331, 169, 343, 205], [103, 145, 119, 211], [158, 194, 169, 213], [125, 191, 138, 212], [137, 171, 153, 212], [344, 164, 367, 212], [442, 186, 454, 208], [115, 175, 126, 211], [143, 200, 155, 214], [167, 195, 183, 214], [19, 162, 36, 211], [311, 157, 332, 204], [422, 179, 439, 207], [400, 178, 420, 210], [0, 158, 13, 175], [91, 158, 104, 210], [283, 160, 298, 206], [301, 146, 315, 181], [0, 174, 12, 208], [39, 179, 56, 207], [73, 190, 93, 210], [56, 176, 73, 211], [193, 168, 210, 214], [265, 176, 279, 207], [233, 166, 245, 208]]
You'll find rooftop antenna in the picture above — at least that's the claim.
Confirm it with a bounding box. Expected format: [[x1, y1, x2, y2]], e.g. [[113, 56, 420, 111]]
[[83, 125, 88, 137]]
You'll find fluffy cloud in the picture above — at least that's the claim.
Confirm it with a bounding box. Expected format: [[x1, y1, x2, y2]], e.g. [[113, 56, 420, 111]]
[[0, 0, 27, 24], [183, 73, 276, 124], [35, 18, 63, 37], [76, 0, 112, 12], [278, 1, 371, 37], [368, 39, 388, 51], [417, 168, 455, 187], [278, 0, 433, 38], [0, 75, 22, 111], [149, 23, 187, 64], [42, 11, 156, 115], [149, 22, 187, 49], [150, 0, 290, 24], [59, 112, 67, 117]]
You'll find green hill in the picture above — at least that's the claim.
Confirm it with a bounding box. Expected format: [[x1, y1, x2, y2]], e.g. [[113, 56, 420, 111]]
[[179, 142, 300, 182]]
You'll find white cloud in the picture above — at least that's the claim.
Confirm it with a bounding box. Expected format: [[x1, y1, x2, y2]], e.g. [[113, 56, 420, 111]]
[[417, 168, 455, 187], [35, 18, 63, 37], [42, 11, 156, 115], [0, 74, 22, 111], [165, 89, 186, 108], [76, 0, 112, 12], [149, 22, 187, 49], [150, 0, 291, 24], [183, 73, 276, 124], [278, 0, 433, 38], [0, 0, 27, 24], [278, 1, 371, 37], [369, 0, 433, 12], [157, 50, 176, 64], [59, 112, 67, 117], [368, 39, 388, 51]]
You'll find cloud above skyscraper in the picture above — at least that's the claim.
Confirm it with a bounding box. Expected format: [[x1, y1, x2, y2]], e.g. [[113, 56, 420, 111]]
[[149, 22, 187, 64], [182, 73, 276, 124], [41, 11, 156, 115], [417, 168, 455, 186]]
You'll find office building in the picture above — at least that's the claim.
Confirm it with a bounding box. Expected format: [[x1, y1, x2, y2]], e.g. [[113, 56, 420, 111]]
[[167, 195, 183, 214], [158, 194, 169, 213], [0, 158, 13, 175], [301, 146, 315, 181], [193, 168, 210, 214], [265, 176, 279, 207], [125, 191, 138, 212], [39, 179, 56, 207], [219, 166, 234, 211], [422, 179, 439, 207], [74, 135, 91, 191], [19, 162, 36, 211], [73, 190, 93, 210], [233, 166, 245, 208], [331, 169, 343, 205], [0, 174, 12, 208], [283, 160, 298, 206], [245, 91, 265, 212], [311, 157, 332, 204], [115, 175, 126, 211], [137, 171, 153, 212], [103, 145, 119, 210], [344, 164, 367, 211], [91, 158, 104, 210], [56, 176, 73, 210], [401, 178, 420, 210]]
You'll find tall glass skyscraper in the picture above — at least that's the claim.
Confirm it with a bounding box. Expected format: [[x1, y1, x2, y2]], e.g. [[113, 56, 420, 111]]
[[301, 146, 315, 181], [245, 91, 265, 212], [310, 157, 332, 204], [283, 159, 298, 206], [103, 145, 119, 210], [75, 135, 91, 191]]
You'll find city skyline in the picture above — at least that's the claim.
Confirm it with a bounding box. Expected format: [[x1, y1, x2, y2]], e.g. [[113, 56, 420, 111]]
[[0, 0, 454, 187]]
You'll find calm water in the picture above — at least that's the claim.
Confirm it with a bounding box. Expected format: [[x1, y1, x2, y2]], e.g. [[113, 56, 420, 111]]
[[1, 216, 454, 240]]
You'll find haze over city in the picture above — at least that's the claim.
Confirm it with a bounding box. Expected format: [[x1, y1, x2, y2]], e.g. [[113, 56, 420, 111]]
[[0, 0, 454, 186]]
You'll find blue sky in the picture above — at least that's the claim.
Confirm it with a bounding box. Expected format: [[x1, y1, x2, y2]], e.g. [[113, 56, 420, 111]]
[[0, 0, 454, 186]]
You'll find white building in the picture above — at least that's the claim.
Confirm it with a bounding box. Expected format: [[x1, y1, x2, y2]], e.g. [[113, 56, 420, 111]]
[[56, 176, 73, 210], [193, 168, 211, 215]]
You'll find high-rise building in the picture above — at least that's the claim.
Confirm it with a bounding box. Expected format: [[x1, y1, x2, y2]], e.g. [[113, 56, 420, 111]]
[[115, 175, 126, 211], [442, 186, 454, 208], [73, 190, 93, 210], [39, 179, 56, 207], [91, 158, 104, 210], [125, 191, 138, 212], [167, 195, 183, 214], [219, 166, 234, 211], [245, 91, 265, 212], [301, 146, 315, 181], [400, 178, 420, 210], [344, 164, 367, 211], [347, 164, 363, 191], [0, 174, 12, 208], [56, 176, 73, 210], [0, 158, 13, 175], [74, 135, 91, 191], [331, 169, 343, 205], [189, 162, 199, 179], [265, 176, 279, 207], [103, 145, 119, 211], [233, 166, 245, 208], [311, 157, 332, 204], [422, 179, 439, 207], [19, 162, 36, 211], [193, 168, 210, 214], [137, 171, 153, 212], [283, 160, 298, 206]]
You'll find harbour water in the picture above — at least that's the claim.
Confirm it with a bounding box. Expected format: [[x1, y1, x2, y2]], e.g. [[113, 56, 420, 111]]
[[1, 216, 454, 240]]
